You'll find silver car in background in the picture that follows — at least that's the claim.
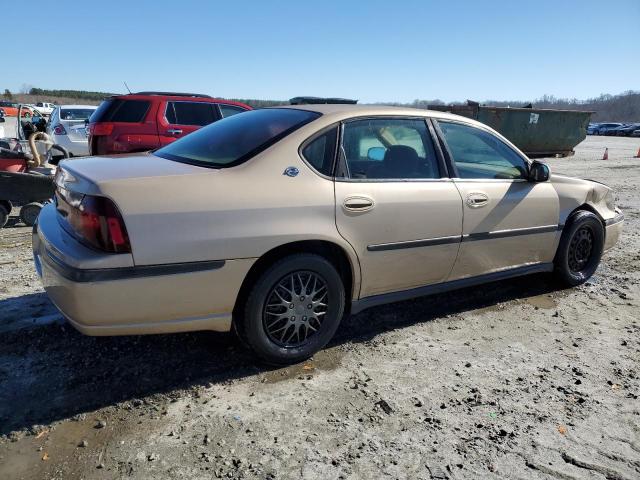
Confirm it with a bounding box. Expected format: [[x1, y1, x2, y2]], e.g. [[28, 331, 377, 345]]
[[46, 105, 97, 157]]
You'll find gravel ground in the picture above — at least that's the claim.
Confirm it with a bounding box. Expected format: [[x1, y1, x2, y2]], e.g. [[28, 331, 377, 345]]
[[0, 135, 638, 479]]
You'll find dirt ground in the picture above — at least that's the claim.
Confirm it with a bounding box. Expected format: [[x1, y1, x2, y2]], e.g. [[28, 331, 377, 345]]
[[0, 135, 638, 479]]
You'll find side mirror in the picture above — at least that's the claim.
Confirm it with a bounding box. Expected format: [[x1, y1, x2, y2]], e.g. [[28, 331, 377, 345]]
[[529, 161, 550, 182], [367, 146, 385, 161]]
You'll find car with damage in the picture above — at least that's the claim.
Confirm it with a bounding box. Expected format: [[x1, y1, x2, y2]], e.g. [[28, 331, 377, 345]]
[[33, 104, 624, 364]]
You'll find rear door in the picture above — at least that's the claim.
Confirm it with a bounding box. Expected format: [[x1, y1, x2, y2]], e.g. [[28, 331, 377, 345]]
[[158, 101, 220, 146], [435, 120, 559, 280], [334, 116, 463, 298]]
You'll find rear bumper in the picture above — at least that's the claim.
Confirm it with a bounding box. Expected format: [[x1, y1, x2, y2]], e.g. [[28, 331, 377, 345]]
[[33, 204, 254, 336], [51, 134, 90, 157], [604, 211, 624, 252]]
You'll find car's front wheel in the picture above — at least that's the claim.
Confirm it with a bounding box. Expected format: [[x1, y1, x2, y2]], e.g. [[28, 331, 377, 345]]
[[238, 254, 345, 365], [554, 211, 604, 286]]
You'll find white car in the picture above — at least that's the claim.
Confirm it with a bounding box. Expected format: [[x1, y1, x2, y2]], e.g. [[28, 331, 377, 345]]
[[35, 102, 56, 116], [46, 105, 97, 157]]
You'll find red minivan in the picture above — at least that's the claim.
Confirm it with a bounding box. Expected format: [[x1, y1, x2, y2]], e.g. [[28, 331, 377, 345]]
[[88, 92, 251, 155]]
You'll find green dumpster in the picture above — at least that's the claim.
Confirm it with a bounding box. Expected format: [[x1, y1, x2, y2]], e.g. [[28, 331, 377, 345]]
[[428, 104, 593, 157]]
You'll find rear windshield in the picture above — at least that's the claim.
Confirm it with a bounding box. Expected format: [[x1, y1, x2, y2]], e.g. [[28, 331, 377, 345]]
[[89, 98, 150, 123], [154, 108, 320, 168], [60, 108, 95, 120]]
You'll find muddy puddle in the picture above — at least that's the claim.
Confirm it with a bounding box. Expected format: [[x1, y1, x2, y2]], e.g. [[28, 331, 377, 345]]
[[260, 347, 344, 384]]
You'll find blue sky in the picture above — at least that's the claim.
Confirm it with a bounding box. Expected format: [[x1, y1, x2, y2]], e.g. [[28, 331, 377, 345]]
[[4, 0, 639, 103]]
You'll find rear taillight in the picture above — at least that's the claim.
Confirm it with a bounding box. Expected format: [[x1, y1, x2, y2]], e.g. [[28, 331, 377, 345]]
[[53, 124, 67, 135], [91, 123, 114, 136], [56, 189, 131, 254]]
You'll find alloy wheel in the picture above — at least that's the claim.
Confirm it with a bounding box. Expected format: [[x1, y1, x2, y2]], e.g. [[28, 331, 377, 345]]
[[262, 271, 329, 348]]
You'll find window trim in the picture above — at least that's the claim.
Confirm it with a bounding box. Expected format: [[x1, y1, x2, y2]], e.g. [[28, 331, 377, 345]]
[[297, 123, 340, 180], [432, 118, 531, 182], [163, 100, 221, 127], [335, 115, 447, 183]]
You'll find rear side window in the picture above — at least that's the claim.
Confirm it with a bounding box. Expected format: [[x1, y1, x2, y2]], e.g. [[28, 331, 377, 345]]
[[219, 104, 247, 118], [302, 127, 338, 176], [166, 101, 218, 126], [89, 99, 150, 123], [341, 118, 440, 179], [155, 108, 320, 168]]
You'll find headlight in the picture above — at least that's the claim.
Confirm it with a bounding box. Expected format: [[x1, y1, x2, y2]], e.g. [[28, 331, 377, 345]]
[[604, 190, 616, 211]]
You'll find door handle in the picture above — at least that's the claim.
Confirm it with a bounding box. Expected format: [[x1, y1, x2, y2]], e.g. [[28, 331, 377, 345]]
[[343, 196, 374, 212], [167, 129, 183, 135], [466, 192, 489, 208]]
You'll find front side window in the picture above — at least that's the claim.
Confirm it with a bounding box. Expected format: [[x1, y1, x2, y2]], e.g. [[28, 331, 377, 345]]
[[438, 121, 528, 180], [341, 118, 439, 179], [301, 127, 338, 176], [155, 108, 320, 168]]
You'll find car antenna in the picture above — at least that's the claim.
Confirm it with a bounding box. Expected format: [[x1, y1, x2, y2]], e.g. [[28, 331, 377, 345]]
[[123, 81, 132, 94]]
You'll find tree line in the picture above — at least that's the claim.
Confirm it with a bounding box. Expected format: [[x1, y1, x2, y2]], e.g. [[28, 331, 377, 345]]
[[5, 88, 638, 122]]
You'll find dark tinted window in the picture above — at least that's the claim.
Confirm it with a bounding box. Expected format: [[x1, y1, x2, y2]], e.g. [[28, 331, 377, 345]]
[[439, 121, 527, 179], [155, 108, 320, 168], [219, 104, 247, 118], [89, 99, 150, 123], [167, 101, 217, 126], [302, 127, 337, 176], [342, 118, 439, 179]]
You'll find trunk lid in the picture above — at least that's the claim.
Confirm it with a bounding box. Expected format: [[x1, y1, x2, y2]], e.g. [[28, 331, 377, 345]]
[[57, 153, 211, 195]]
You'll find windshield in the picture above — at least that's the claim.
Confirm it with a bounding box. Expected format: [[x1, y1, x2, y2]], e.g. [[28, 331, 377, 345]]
[[154, 108, 320, 168]]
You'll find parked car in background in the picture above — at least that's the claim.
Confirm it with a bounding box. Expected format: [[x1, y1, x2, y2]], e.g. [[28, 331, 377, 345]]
[[46, 105, 97, 157], [0, 101, 36, 117], [35, 102, 56, 116], [593, 122, 622, 135], [613, 123, 640, 136], [632, 128, 640, 137], [88, 92, 251, 155], [586, 123, 599, 135], [34, 105, 623, 364]]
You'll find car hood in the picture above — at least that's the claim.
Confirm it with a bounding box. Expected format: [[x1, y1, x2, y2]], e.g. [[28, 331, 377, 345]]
[[58, 153, 213, 195]]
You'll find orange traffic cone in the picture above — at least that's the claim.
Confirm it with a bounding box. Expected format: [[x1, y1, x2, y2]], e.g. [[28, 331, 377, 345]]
[[602, 148, 608, 160], [635, 147, 640, 158]]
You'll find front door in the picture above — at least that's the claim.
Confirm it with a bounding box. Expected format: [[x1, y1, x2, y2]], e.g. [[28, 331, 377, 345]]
[[435, 120, 560, 280], [334, 117, 463, 298]]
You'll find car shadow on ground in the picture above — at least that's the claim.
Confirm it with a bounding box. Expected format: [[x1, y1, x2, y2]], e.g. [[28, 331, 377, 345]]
[[0, 273, 565, 436]]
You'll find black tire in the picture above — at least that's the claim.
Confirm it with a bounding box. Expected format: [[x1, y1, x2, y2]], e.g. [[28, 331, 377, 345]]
[[0, 205, 8, 228], [237, 254, 345, 365], [554, 211, 604, 286], [19, 202, 43, 227]]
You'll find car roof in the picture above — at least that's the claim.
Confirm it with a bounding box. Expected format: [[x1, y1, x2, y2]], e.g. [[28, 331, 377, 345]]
[[277, 103, 487, 125], [109, 93, 250, 108]]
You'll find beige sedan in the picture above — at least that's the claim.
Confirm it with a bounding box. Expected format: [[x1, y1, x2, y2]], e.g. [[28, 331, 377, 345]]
[[33, 105, 623, 364]]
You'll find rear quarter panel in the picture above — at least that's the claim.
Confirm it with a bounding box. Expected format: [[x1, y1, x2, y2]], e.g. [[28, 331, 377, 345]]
[[95, 133, 361, 296]]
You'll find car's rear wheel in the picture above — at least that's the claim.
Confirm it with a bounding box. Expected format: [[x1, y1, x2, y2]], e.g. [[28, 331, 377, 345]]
[[238, 254, 345, 365], [554, 211, 604, 286], [19, 202, 43, 227], [0, 204, 9, 228]]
